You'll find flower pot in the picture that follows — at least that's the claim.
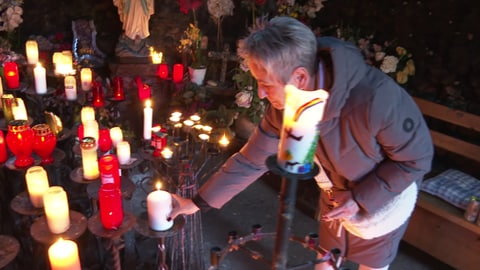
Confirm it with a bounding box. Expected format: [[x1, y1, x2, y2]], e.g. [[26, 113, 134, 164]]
[[188, 66, 207, 86]]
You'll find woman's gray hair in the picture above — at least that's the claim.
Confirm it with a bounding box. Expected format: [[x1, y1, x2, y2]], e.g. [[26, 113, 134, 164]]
[[237, 16, 317, 83]]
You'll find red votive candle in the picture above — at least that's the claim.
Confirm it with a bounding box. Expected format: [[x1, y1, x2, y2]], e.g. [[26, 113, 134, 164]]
[[98, 128, 113, 152], [151, 125, 168, 157], [4, 61, 20, 89], [112, 76, 125, 101], [98, 183, 123, 230], [138, 83, 151, 101], [0, 130, 8, 163], [99, 154, 121, 188], [92, 81, 104, 107], [157, 64, 169, 79], [172, 64, 184, 84]]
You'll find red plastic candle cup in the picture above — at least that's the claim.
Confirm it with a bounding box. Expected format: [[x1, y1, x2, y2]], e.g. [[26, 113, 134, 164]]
[[138, 84, 151, 101], [98, 183, 123, 230], [98, 128, 113, 152], [157, 64, 169, 79], [4, 61, 20, 89], [172, 64, 184, 84], [0, 130, 8, 163], [99, 154, 121, 188], [92, 82, 105, 107], [112, 76, 125, 101]]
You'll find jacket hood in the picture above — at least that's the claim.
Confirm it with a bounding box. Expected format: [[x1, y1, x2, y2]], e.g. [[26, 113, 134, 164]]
[[317, 37, 368, 122]]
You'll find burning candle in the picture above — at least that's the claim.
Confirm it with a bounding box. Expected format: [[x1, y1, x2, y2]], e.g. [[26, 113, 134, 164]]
[[25, 166, 50, 208], [147, 183, 173, 231], [138, 83, 151, 101], [99, 154, 120, 187], [150, 47, 163, 64], [198, 133, 209, 142], [143, 99, 153, 140], [219, 134, 230, 148], [116, 141, 131, 165], [161, 147, 173, 159], [80, 68, 92, 91], [12, 98, 28, 121], [4, 61, 20, 89], [202, 125, 213, 134], [80, 106, 95, 124], [92, 81, 104, 107], [112, 76, 125, 101], [64, 75, 77, 100], [48, 238, 81, 270], [80, 137, 99, 180], [109, 127, 123, 148], [171, 111, 182, 118], [190, 114, 201, 122], [43, 186, 70, 234], [34, 63, 47, 94], [25, 40, 39, 65], [83, 120, 99, 143], [172, 64, 184, 84], [0, 130, 7, 163], [98, 183, 123, 230], [157, 63, 169, 79]]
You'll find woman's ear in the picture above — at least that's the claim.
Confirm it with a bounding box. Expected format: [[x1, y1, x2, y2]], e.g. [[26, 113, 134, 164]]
[[290, 67, 312, 90]]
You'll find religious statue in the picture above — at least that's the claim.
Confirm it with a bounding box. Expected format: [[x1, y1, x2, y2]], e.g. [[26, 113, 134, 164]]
[[113, 0, 155, 58]]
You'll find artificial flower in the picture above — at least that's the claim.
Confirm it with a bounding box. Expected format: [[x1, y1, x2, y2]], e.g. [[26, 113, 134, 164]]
[[207, 0, 235, 19]]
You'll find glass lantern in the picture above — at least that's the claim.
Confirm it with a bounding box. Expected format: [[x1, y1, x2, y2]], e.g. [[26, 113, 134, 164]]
[[32, 123, 57, 165], [6, 119, 35, 168]]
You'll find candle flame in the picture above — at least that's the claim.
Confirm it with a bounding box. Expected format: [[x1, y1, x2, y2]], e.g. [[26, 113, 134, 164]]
[[219, 133, 230, 146], [156, 182, 162, 190], [151, 125, 161, 132], [145, 99, 151, 108]]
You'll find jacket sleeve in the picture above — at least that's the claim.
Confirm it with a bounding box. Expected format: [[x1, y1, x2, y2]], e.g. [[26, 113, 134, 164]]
[[352, 84, 434, 213], [195, 107, 282, 210]]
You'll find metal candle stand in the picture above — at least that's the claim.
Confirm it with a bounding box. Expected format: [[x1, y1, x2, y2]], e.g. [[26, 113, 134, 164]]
[[208, 154, 344, 270]]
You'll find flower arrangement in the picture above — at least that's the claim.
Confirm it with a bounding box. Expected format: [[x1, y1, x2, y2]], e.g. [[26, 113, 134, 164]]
[[178, 23, 208, 68], [232, 61, 267, 124], [207, 0, 235, 50], [277, 0, 327, 25], [0, 0, 23, 33]]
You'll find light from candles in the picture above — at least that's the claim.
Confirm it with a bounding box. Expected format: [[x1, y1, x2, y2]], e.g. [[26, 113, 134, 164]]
[[25, 40, 39, 65], [116, 141, 131, 165], [48, 238, 81, 270], [183, 119, 194, 127], [149, 47, 163, 64], [80, 106, 95, 124], [43, 186, 70, 234], [12, 98, 28, 120], [190, 114, 201, 122], [157, 63, 168, 79], [4, 61, 20, 89], [80, 68, 92, 91], [64, 76, 77, 101], [193, 124, 203, 131], [219, 134, 230, 147], [147, 188, 173, 231], [83, 120, 99, 143], [169, 116, 180, 123], [161, 147, 173, 159], [198, 133, 209, 141], [25, 166, 50, 208], [202, 125, 213, 134], [109, 127, 123, 148], [34, 63, 47, 94], [80, 137, 99, 180], [143, 100, 153, 140], [171, 111, 182, 118]]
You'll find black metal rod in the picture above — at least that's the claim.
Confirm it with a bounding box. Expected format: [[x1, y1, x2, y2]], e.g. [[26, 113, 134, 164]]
[[272, 175, 299, 270]]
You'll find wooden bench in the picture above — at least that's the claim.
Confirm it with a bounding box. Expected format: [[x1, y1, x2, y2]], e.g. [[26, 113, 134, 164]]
[[403, 97, 480, 269]]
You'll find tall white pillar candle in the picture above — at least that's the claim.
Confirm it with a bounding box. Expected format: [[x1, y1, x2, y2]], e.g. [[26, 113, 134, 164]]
[[147, 188, 173, 231], [80, 68, 92, 91], [25, 166, 50, 208], [26, 40, 39, 65], [80, 106, 95, 124], [83, 119, 99, 143], [34, 63, 47, 94], [64, 76, 77, 101], [43, 186, 70, 234], [143, 99, 153, 140], [48, 238, 81, 270], [116, 141, 131, 165]]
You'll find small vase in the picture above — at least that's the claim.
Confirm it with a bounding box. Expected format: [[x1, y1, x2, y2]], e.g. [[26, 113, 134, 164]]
[[188, 66, 207, 86], [32, 124, 57, 165], [6, 120, 35, 168]]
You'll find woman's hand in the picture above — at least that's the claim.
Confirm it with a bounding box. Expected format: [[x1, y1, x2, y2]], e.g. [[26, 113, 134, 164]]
[[321, 190, 360, 222], [168, 193, 200, 221]]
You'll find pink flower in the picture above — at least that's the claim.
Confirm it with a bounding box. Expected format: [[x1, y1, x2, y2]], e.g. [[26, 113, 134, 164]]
[[178, 0, 203, 14], [235, 90, 253, 108]]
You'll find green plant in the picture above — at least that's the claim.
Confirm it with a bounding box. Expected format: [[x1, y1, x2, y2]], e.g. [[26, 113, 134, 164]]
[[178, 23, 208, 68]]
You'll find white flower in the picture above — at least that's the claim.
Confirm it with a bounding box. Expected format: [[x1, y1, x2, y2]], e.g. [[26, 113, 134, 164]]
[[235, 90, 253, 108], [207, 0, 234, 19], [375, 51, 386, 62], [380, 55, 399, 74]]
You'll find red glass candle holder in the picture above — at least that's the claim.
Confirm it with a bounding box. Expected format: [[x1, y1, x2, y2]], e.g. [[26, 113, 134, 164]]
[[4, 61, 20, 89], [6, 120, 35, 168], [112, 76, 125, 101], [98, 128, 113, 152], [157, 64, 169, 79], [173, 64, 184, 84], [98, 183, 123, 230], [151, 126, 168, 157], [138, 83, 151, 101], [0, 130, 8, 163], [92, 81, 104, 107], [77, 124, 84, 141], [99, 154, 121, 188], [32, 123, 57, 165]]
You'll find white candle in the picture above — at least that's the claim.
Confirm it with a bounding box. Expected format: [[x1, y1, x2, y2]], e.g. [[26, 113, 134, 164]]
[[83, 120, 99, 143], [64, 76, 77, 101], [80, 106, 95, 124], [109, 127, 123, 147], [190, 114, 201, 122], [34, 63, 47, 94], [202, 125, 213, 134], [116, 141, 131, 165], [48, 238, 81, 270], [80, 68, 92, 91], [143, 99, 153, 140], [171, 111, 182, 118], [43, 186, 70, 234], [25, 40, 39, 65], [147, 186, 173, 231], [161, 147, 173, 159], [12, 98, 28, 120], [25, 166, 50, 208], [80, 137, 99, 180], [198, 133, 209, 142]]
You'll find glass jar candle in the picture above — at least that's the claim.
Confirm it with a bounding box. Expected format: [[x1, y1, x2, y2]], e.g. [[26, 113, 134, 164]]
[[32, 124, 57, 165], [80, 137, 99, 180], [99, 154, 120, 188], [6, 119, 35, 168], [98, 183, 123, 230], [43, 186, 70, 234]]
